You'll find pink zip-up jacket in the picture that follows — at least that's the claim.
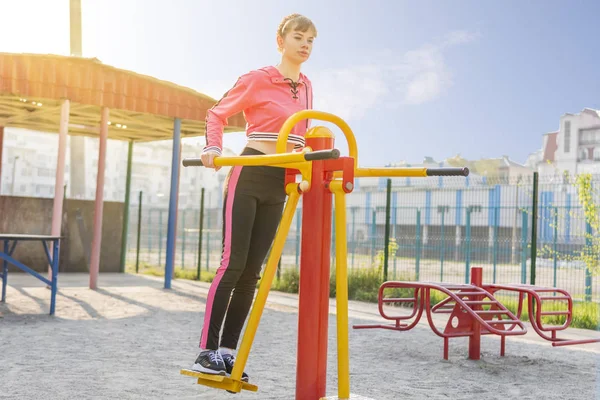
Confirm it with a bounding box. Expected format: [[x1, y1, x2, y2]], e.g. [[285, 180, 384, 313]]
[[202, 65, 313, 155]]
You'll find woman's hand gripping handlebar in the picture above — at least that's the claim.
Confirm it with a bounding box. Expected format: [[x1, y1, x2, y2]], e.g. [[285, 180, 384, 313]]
[[182, 149, 340, 168], [183, 148, 340, 194]]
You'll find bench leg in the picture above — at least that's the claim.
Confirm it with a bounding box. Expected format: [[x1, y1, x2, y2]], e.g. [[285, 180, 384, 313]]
[[1, 240, 7, 302], [49, 239, 59, 316]]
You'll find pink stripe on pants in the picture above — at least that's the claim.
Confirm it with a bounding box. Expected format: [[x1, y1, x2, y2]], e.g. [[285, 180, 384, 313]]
[[200, 166, 242, 349]]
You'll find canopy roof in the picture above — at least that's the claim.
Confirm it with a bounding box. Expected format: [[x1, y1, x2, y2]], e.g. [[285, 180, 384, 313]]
[[0, 53, 246, 142]]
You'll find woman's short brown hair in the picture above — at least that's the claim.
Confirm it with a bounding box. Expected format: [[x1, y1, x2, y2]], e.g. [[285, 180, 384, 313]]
[[277, 13, 317, 39]]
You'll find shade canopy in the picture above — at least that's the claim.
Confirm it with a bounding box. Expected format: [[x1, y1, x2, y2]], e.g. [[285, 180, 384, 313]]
[[0, 52, 246, 141]]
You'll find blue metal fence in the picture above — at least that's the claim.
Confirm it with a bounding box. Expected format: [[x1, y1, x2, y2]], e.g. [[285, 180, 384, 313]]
[[125, 172, 600, 302]]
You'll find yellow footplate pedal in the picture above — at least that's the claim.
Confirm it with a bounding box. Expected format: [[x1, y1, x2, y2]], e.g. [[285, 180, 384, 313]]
[[180, 369, 258, 393]]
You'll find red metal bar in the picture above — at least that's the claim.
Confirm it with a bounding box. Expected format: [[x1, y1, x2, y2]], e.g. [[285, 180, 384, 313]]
[[484, 284, 576, 340], [444, 337, 449, 360], [352, 283, 424, 331], [469, 267, 483, 360], [357, 273, 600, 360], [296, 132, 334, 400], [552, 338, 600, 347], [354, 277, 528, 360]]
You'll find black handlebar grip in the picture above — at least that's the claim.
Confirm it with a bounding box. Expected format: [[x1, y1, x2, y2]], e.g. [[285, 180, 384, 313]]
[[426, 167, 470, 177], [183, 149, 341, 168], [304, 149, 341, 161], [182, 158, 204, 167]]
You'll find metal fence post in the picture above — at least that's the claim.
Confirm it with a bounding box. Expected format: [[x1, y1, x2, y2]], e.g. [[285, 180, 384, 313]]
[[205, 209, 211, 271], [465, 207, 472, 283], [438, 206, 448, 281], [383, 179, 392, 282], [415, 209, 421, 280], [135, 191, 143, 273], [553, 207, 558, 287], [521, 209, 528, 284], [278, 257, 282, 281], [147, 208, 152, 260], [585, 221, 593, 302], [119, 141, 134, 273], [351, 207, 356, 270], [530, 172, 539, 285], [492, 206, 498, 283], [196, 188, 204, 280], [181, 209, 186, 269], [159, 210, 164, 267], [371, 209, 376, 262]]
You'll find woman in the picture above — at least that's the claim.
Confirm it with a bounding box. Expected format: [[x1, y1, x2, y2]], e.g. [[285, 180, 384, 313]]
[[192, 13, 317, 381]]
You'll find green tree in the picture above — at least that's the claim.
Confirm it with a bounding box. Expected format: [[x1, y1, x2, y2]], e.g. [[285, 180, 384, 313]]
[[576, 173, 600, 276]]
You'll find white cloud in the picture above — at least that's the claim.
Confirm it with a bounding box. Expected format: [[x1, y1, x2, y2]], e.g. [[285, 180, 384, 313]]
[[405, 71, 445, 105], [311, 65, 389, 121], [442, 30, 480, 47], [309, 30, 479, 119], [397, 45, 452, 105]]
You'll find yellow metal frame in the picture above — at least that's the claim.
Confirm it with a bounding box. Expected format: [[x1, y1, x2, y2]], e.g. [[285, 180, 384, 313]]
[[182, 109, 466, 399], [277, 110, 358, 165], [329, 180, 351, 399], [212, 148, 312, 167], [179, 369, 258, 393], [231, 182, 301, 386], [208, 148, 314, 189], [180, 182, 302, 393]]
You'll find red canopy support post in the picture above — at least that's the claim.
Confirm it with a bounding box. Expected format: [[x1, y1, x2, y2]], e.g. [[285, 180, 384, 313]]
[[89, 107, 109, 290], [50, 100, 70, 276]]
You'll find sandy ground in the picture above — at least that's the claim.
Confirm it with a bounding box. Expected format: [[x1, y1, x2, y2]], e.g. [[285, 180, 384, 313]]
[[1, 272, 600, 400]]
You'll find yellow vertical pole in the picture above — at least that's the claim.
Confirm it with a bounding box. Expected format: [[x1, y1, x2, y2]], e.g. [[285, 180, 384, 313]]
[[231, 183, 301, 382], [330, 180, 350, 399]]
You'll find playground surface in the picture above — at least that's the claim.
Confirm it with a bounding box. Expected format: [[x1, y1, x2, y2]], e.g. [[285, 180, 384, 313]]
[[1, 272, 599, 400]]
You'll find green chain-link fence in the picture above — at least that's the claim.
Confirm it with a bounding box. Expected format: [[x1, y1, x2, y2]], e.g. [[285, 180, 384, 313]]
[[124, 172, 600, 302]]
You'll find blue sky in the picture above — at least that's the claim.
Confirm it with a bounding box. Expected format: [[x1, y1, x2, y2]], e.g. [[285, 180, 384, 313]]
[[2, 0, 599, 167]]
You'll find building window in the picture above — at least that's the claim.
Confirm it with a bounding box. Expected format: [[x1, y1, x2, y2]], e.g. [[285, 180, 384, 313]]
[[35, 184, 53, 195], [594, 147, 600, 161], [564, 121, 571, 153], [37, 168, 53, 177]]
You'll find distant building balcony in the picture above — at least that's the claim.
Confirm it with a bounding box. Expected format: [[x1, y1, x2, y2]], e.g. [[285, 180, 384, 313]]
[[577, 147, 600, 162], [579, 127, 600, 146]]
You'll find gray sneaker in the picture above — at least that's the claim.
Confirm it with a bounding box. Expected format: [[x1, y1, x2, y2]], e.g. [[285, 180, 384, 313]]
[[221, 353, 249, 382], [192, 350, 226, 375]]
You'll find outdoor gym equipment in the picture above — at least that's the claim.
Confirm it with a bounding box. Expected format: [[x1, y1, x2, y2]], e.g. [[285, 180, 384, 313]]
[[354, 266, 600, 360], [180, 110, 469, 400]]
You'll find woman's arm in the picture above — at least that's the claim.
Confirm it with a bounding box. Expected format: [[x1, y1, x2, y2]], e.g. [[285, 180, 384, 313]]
[[203, 73, 256, 155]]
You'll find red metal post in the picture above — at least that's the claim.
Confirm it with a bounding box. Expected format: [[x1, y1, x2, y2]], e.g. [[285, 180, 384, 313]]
[[296, 128, 335, 400], [469, 266, 483, 360]]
